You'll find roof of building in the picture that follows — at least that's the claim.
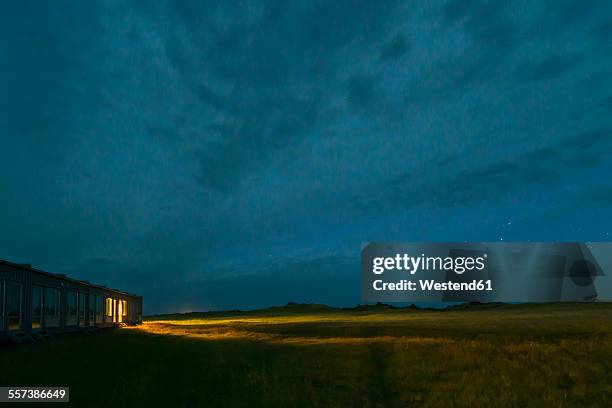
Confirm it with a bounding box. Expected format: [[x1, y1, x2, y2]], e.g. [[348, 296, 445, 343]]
[[0, 258, 141, 299]]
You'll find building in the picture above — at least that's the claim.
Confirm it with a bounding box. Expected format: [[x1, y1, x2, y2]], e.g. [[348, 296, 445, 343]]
[[0, 259, 142, 342]]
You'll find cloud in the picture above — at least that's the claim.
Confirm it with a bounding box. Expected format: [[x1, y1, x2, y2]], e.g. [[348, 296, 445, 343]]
[[380, 34, 411, 61], [146, 255, 358, 313], [515, 54, 581, 82], [562, 127, 611, 150], [580, 185, 612, 206], [346, 75, 380, 110], [1, 0, 612, 312]]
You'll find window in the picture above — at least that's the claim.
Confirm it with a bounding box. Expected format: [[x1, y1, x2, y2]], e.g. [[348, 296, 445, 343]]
[[0, 280, 4, 330], [89, 295, 95, 326], [105, 297, 113, 322], [6, 281, 22, 331], [78, 293, 86, 327], [66, 292, 77, 326], [43, 287, 60, 328], [117, 299, 127, 323], [137, 302, 142, 321], [96, 296, 103, 324], [0, 279, 4, 331], [128, 301, 134, 321], [31, 286, 43, 329]]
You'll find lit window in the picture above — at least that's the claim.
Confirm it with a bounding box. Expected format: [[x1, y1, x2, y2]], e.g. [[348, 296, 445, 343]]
[[106, 298, 114, 317]]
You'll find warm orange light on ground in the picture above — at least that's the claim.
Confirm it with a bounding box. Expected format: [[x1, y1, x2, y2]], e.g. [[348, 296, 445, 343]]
[[129, 305, 612, 348]]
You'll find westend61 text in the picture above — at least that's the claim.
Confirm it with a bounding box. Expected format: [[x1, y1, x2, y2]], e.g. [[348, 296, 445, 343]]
[[373, 279, 493, 291]]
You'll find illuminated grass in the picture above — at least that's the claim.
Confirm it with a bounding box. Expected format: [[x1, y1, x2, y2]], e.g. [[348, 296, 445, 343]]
[[1, 303, 611, 407]]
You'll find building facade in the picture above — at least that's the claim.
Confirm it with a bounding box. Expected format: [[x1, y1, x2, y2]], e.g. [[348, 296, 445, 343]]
[[0, 259, 142, 340]]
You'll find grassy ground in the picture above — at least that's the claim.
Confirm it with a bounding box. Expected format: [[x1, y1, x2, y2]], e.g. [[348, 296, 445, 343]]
[[1, 303, 611, 407]]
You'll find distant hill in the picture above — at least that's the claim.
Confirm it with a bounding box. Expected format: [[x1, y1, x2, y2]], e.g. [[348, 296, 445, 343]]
[[143, 301, 578, 320]]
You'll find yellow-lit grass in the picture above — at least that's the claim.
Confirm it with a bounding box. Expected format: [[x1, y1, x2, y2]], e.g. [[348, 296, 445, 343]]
[[131, 303, 612, 406], [1, 303, 611, 407], [139, 302, 612, 343]]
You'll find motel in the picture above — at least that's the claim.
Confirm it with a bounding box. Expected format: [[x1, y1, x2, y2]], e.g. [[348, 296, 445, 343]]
[[0, 259, 142, 343]]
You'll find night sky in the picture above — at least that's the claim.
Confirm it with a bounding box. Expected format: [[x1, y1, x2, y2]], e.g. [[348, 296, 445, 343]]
[[1, 1, 611, 314]]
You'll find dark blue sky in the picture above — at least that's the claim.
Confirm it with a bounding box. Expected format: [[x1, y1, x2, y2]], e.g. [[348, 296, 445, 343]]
[[1, 1, 611, 314]]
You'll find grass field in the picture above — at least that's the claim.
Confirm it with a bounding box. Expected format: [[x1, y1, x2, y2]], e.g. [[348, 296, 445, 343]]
[[1, 303, 611, 407]]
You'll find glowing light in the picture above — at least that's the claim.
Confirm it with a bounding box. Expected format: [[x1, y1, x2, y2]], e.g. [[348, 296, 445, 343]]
[[117, 300, 123, 323]]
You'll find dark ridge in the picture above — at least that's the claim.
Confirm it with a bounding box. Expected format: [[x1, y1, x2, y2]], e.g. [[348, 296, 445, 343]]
[[144, 301, 612, 320], [145, 301, 498, 320]]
